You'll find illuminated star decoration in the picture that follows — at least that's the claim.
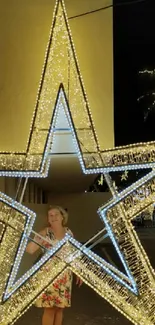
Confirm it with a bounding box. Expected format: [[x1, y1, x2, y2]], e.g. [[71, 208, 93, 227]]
[[0, 87, 138, 324], [121, 170, 129, 181], [138, 68, 155, 122], [0, 0, 155, 325], [98, 174, 104, 185]]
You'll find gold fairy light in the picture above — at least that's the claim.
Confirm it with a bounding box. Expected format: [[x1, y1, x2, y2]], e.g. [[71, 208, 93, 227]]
[[0, 1, 155, 325], [1, 171, 155, 325], [121, 170, 129, 181], [0, 0, 155, 176], [0, 0, 100, 177], [98, 174, 104, 185]]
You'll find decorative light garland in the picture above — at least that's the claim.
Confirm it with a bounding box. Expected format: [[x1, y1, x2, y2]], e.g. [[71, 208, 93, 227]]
[[1, 189, 137, 302], [1, 167, 155, 324], [0, 1, 155, 325], [139, 69, 155, 75], [138, 68, 155, 122], [0, 2, 155, 175]]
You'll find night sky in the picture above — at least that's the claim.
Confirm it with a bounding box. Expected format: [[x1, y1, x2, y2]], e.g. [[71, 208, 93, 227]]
[[113, 0, 155, 146]]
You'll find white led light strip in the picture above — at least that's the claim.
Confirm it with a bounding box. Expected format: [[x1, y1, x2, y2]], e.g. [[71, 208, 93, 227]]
[[1, 186, 138, 301]]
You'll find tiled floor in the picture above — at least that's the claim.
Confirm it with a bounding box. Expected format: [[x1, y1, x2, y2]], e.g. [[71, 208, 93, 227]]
[[16, 237, 155, 325]]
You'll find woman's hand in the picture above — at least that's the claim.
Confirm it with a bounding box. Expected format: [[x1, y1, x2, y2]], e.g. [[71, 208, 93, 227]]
[[76, 276, 83, 287], [26, 228, 47, 254], [34, 235, 51, 249]]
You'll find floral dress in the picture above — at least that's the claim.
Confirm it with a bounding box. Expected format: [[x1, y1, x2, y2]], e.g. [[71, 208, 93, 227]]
[[35, 227, 73, 308]]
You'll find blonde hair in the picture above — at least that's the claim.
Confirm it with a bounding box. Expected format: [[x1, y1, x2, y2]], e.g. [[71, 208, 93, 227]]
[[48, 205, 68, 226]]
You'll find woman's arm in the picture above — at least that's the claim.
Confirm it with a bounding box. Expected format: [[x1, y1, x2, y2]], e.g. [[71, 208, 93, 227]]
[[26, 228, 47, 254]]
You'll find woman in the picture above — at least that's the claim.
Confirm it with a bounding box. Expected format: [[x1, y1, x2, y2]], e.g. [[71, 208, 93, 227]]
[[26, 205, 82, 325]]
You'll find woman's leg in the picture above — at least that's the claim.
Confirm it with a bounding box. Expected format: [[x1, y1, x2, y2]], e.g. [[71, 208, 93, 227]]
[[54, 307, 64, 325], [42, 307, 55, 325]]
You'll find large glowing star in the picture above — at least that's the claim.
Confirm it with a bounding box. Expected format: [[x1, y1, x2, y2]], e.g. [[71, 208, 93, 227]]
[[0, 170, 155, 325], [0, 0, 155, 325], [0, 0, 155, 176]]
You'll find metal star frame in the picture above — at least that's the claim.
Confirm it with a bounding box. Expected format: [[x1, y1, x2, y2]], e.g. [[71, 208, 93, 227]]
[[0, 0, 155, 177], [0, 0, 155, 324]]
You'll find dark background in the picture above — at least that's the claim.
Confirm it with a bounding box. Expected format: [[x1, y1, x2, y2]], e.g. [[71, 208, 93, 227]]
[[114, 0, 155, 146], [89, 0, 155, 192]]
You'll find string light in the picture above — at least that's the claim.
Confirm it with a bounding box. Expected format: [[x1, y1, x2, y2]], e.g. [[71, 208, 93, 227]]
[[98, 174, 104, 185], [121, 170, 129, 181], [0, 1, 155, 325], [0, 3, 155, 176], [138, 68, 155, 122], [1, 170, 155, 324], [1, 187, 137, 300], [139, 69, 155, 75]]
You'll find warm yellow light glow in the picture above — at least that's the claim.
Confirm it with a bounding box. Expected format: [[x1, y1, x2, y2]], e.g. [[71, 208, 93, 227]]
[[0, 1, 155, 325], [0, 1, 155, 174], [0, 172, 155, 324]]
